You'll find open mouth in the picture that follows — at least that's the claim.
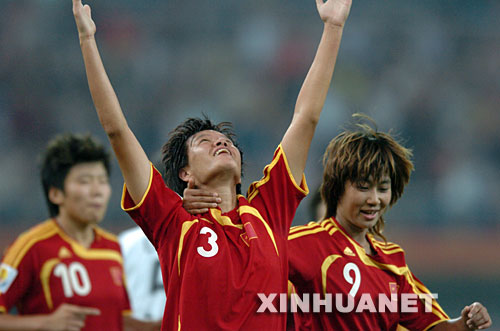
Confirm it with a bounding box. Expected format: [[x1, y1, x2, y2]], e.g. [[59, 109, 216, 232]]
[[360, 210, 378, 220], [214, 148, 230, 156]]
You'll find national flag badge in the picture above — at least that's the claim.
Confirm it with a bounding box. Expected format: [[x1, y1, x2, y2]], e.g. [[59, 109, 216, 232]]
[[244, 222, 258, 240], [0, 263, 18, 294]]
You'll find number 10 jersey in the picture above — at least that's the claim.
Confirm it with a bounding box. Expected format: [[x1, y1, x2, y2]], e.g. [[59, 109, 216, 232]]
[[0, 220, 131, 330]]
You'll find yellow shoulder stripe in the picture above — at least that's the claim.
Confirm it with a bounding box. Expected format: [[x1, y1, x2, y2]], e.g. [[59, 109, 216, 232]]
[[4, 220, 58, 268]]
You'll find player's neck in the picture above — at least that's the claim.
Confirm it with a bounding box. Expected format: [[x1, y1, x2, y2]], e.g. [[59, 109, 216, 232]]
[[199, 182, 237, 213], [336, 217, 374, 254], [55, 215, 95, 248]]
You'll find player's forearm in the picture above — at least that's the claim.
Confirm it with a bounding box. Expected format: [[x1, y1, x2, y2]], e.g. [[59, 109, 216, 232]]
[[0, 314, 50, 331], [281, 23, 345, 182], [79, 37, 152, 204], [293, 23, 344, 125], [79, 37, 129, 138]]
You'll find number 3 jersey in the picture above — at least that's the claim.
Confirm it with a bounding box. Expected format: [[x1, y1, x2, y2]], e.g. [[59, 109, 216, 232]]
[[0, 220, 131, 330], [288, 217, 449, 331], [122, 145, 308, 330]]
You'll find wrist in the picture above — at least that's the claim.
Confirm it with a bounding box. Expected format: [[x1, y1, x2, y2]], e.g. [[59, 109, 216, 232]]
[[323, 22, 344, 32], [79, 34, 95, 44]]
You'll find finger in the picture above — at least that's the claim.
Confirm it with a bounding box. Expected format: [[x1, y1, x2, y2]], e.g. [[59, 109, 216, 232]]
[[84, 4, 92, 18], [187, 178, 195, 189], [185, 188, 219, 198], [477, 319, 492, 329], [468, 302, 481, 318], [470, 308, 489, 326], [187, 196, 220, 203], [74, 306, 101, 316], [72, 0, 82, 13], [191, 201, 219, 208], [461, 305, 471, 317], [190, 208, 209, 214], [315, 0, 325, 8]]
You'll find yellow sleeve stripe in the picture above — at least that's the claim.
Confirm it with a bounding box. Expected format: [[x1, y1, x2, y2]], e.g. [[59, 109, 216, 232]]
[[288, 222, 319, 234], [372, 241, 400, 250], [288, 226, 326, 240], [239, 206, 279, 256], [247, 145, 309, 203], [121, 162, 154, 211], [405, 268, 449, 321], [328, 227, 339, 236], [376, 246, 405, 255], [288, 220, 338, 240], [4, 221, 58, 268], [178, 219, 199, 275]]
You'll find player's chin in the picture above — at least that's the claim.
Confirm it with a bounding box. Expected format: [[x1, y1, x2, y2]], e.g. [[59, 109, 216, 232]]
[[86, 211, 106, 224]]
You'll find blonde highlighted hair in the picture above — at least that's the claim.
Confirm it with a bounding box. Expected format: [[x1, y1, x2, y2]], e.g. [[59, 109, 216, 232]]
[[320, 114, 413, 240]]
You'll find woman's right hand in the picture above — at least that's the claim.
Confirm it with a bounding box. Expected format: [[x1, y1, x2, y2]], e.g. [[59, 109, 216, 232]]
[[72, 0, 96, 41]]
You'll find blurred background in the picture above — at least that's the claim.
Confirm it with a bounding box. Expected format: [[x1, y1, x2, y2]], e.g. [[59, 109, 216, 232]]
[[1, 0, 499, 323]]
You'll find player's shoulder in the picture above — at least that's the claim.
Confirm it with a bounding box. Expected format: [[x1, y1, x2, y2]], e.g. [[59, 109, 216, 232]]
[[288, 219, 334, 240], [369, 235, 407, 263], [17, 219, 58, 239], [2, 219, 58, 266]]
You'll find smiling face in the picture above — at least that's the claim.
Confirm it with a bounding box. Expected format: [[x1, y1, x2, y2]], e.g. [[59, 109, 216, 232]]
[[180, 130, 242, 188], [335, 176, 392, 234], [50, 161, 111, 226]]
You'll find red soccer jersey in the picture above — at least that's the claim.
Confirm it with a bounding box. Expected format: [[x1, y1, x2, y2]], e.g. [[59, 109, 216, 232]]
[[288, 218, 449, 331], [122, 145, 308, 330], [0, 219, 131, 330]]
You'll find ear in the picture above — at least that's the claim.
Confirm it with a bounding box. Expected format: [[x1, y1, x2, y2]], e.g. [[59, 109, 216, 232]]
[[178, 167, 191, 184], [48, 187, 64, 206]]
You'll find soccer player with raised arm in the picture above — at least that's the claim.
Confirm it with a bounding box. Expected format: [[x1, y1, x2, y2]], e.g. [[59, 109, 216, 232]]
[[71, 0, 352, 328]]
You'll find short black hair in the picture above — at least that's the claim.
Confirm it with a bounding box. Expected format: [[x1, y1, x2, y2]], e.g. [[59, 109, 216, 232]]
[[40, 133, 111, 217], [161, 116, 244, 195]]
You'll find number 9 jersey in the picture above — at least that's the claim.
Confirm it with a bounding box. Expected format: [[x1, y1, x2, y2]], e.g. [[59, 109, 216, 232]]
[[0, 220, 131, 330], [288, 218, 450, 330]]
